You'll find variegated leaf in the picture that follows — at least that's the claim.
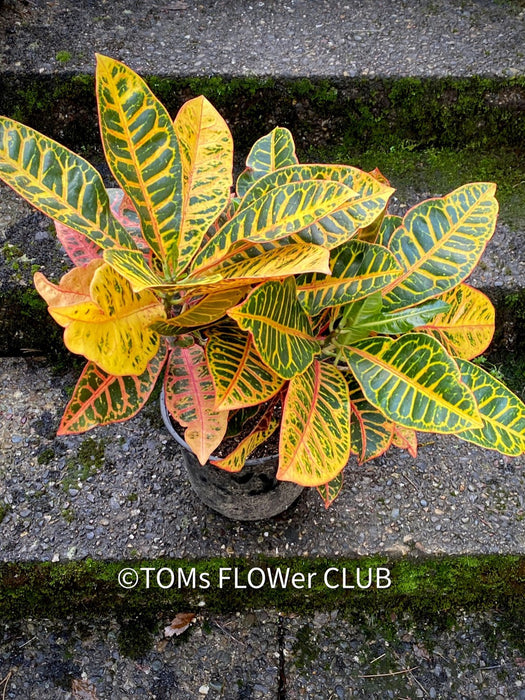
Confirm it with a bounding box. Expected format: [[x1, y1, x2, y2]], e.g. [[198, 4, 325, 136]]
[[337, 294, 450, 345], [343, 333, 483, 434], [317, 473, 343, 508], [206, 323, 285, 409], [236, 127, 298, 197], [103, 248, 165, 291], [191, 178, 356, 272], [164, 339, 228, 464], [375, 214, 402, 248], [277, 360, 350, 487], [228, 278, 319, 380], [238, 164, 394, 248], [211, 243, 330, 281], [456, 359, 525, 456], [36, 261, 165, 376], [151, 287, 248, 335], [58, 345, 167, 434], [382, 183, 498, 310], [210, 407, 279, 472], [96, 54, 183, 268], [174, 95, 233, 275], [0, 117, 135, 251], [347, 376, 394, 462], [54, 221, 103, 267], [107, 187, 143, 239], [392, 424, 418, 457], [417, 284, 495, 360], [297, 239, 402, 315]]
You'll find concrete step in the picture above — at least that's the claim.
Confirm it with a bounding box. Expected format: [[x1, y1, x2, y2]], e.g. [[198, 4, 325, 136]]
[[1, 609, 525, 698], [1, 1, 525, 156], [1, 356, 524, 566]]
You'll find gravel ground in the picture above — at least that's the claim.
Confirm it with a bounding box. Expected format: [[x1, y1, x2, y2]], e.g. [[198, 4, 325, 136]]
[[1, 356, 524, 562], [1, 0, 525, 78], [1, 610, 525, 699]]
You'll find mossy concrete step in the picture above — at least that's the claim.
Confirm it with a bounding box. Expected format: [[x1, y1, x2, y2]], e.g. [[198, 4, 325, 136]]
[[1, 356, 524, 568], [1, 1, 525, 155]]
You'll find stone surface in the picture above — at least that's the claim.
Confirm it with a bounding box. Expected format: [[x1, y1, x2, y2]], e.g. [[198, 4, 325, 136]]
[[1, 0, 525, 78], [1, 357, 524, 563]]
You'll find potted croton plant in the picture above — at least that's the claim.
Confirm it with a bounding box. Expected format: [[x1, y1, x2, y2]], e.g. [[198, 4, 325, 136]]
[[1, 55, 525, 519]]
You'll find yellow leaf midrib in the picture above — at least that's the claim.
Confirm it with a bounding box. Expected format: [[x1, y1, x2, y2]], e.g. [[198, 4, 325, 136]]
[[347, 343, 483, 430]]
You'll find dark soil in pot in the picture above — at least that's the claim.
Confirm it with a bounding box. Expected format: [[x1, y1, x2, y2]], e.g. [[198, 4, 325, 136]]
[[160, 390, 305, 521]]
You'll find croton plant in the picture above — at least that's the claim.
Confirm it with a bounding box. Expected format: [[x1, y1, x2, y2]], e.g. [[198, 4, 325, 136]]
[[1, 55, 524, 507]]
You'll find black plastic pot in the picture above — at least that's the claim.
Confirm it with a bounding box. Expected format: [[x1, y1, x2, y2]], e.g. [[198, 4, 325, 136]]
[[160, 390, 304, 520]]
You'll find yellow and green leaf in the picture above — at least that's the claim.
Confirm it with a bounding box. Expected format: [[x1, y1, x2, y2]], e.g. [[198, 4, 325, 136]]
[[206, 323, 285, 409], [210, 406, 279, 472], [343, 333, 483, 434], [277, 360, 350, 487], [228, 278, 319, 380], [164, 338, 228, 464], [297, 240, 402, 315], [57, 344, 167, 435], [174, 95, 233, 275], [382, 183, 498, 310], [317, 473, 343, 508], [96, 54, 183, 268], [238, 164, 394, 248], [417, 284, 495, 359], [236, 127, 298, 197], [151, 287, 248, 335], [191, 178, 356, 272], [347, 375, 394, 462], [0, 117, 135, 251], [103, 248, 166, 291], [392, 424, 418, 458], [375, 214, 402, 248], [456, 359, 525, 456], [210, 242, 331, 281], [36, 261, 165, 376]]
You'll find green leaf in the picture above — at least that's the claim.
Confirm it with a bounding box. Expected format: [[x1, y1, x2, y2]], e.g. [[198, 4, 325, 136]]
[[456, 359, 525, 456], [228, 278, 319, 380], [151, 287, 248, 335], [236, 127, 298, 197], [343, 333, 483, 434], [347, 376, 394, 462], [277, 360, 350, 486], [96, 54, 183, 268], [57, 345, 167, 435], [297, 240, 402, 315], [338, 295, 451, 345], [0, 117, 135, 251], [382, 183, 498, 310], [375, 214, 402, 248]]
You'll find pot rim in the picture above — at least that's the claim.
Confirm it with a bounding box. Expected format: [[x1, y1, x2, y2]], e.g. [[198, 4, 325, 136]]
[[160, 388, 278, 466]]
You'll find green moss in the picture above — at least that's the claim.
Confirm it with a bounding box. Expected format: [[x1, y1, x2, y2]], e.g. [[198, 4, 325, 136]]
[[2, 74, 525, 158], [0, 502, 10, 525], [292, 624, 320, 669], [37, 447, 55, 465], [55, 51, 72, 65], [61, 438, 106, 492]]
